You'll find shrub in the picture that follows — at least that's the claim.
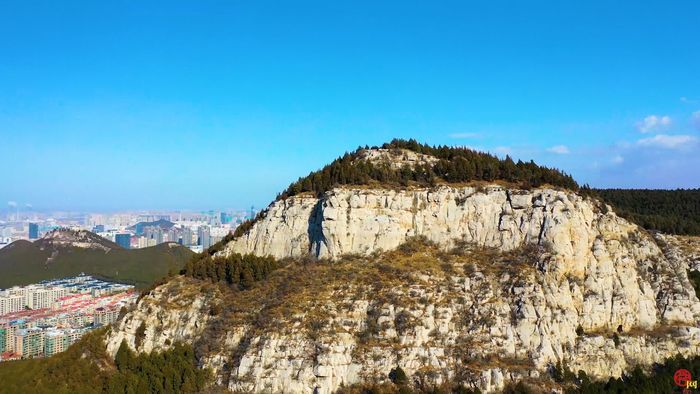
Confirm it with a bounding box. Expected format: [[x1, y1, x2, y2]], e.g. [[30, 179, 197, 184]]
[[183, 253, 281, 290], [389, 366, 410, 386], [503, 381, 536, 394], [394, 310, 414, 336], [134, 322, 147, 349], [689, 269, 700, 298]]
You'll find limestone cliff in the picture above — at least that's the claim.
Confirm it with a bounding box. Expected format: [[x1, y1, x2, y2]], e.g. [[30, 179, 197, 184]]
[[106, 184, 700, 393]]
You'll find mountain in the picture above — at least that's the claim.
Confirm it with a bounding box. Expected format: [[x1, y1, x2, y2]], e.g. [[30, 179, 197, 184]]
[[102, 141, 700, 393], [0, 229, 194, 289], [3, 140, 699, 393]]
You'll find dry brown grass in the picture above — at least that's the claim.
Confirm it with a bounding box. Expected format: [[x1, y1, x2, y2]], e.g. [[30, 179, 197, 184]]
[[189, 237, 549, 375]]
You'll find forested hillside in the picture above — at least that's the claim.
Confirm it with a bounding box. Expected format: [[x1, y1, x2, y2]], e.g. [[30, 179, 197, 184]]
[[0, 239, 194, 289], [278, 138, 579, 199], [594, 189, 700, 235], [0, 330, 208, 394]]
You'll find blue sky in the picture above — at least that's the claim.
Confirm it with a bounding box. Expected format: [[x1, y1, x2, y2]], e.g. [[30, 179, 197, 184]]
[[1, 1, 699, 211]]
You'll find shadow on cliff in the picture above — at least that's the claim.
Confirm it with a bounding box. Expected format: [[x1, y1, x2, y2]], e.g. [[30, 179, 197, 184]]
[[308, 198, 330, 258]]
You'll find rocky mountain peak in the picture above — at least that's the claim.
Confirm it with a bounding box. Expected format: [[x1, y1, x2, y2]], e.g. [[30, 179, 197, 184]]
[[105, 141, 700, 393], [37, 228, 117, 251]]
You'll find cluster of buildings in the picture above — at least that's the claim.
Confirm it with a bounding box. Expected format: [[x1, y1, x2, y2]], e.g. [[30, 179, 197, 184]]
[[0, 275, 136, 361], [0, 209, 257, 252]]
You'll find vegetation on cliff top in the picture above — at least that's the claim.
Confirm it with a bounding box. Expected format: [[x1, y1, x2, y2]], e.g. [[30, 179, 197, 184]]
[[278, 138, 579, 200], [592, 188, 700, 236]]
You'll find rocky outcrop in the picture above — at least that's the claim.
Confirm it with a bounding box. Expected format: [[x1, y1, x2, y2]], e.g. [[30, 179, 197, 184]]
[[221, 185, 664, 268], [105, 277, 220, 356], [38, 229, 114, 251], [358, 148, 439, 169], [107, 185, 700, 393]]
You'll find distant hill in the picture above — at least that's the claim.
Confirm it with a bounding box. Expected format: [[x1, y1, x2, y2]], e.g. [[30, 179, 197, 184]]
[[0, 229, 195, 289], [127, 219, 175, 235]]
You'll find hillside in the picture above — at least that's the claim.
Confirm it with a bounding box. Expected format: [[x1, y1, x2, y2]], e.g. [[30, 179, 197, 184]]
[[593, 188, 700, 236], [0, 229, 194, 289]]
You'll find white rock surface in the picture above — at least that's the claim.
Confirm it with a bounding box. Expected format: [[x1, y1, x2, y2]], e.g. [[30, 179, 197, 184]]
[[105, 278, 219, 356], [107, 185, 700, 393]]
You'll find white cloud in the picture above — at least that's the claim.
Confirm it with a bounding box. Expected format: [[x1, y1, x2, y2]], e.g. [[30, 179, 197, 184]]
[[637, 115, 672, 133], [7, 201, 17, 207], [693, 111, 700, 131], [637, 134, 697, 149], [546, 145, 570, 154], [453, 144, 484, 152], [449, 132, 481, 139], [611, 155, 624, 164], [681, 97, 699, 104], [493, 146, 512, 155]]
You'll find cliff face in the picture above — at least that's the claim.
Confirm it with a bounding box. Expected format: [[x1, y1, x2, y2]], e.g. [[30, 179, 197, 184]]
[[105, 278, 220, 356], [106, 185, 700, 393]]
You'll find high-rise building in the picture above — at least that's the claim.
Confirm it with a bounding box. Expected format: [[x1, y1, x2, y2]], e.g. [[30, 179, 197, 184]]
[[145, 226, 163, 245], [15, 328, 44, 358], [44, 331, 69, 357], [115, 233, 131, 249], [167, 229, 179, 244], [28, 223, 39, 240], [28, 287, 67, 309], [92, 224, 105, 233], [198, 226, 211, 249], [137, 236, 149, 249], [220, 212, 229, 224], [181, 228, 193, 246], [0, 294, 24, 315]]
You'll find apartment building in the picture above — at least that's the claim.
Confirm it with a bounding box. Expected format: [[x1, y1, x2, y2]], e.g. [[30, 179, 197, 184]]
[[0, 295, 24, 315]]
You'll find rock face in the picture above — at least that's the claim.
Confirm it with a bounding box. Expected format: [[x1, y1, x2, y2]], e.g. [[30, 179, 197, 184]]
[[358, 148, 439, 169], [105, 278, 220, 356], [38, 229, 115, 251], [107, 185, 700, 393]]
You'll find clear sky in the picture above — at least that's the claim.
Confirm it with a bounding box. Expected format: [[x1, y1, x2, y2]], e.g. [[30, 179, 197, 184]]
[[1, 1, 699, 211]]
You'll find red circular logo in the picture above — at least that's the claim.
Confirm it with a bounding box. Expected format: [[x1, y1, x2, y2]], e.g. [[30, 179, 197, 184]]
[[675, 369, 692, 387]]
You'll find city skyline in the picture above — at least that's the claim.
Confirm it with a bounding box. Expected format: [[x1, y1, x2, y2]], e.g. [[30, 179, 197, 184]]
[[2, 1, 699, 211]]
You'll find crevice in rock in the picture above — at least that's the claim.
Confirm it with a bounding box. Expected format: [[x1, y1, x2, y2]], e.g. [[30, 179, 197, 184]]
[[537, 217, 547, 245]]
